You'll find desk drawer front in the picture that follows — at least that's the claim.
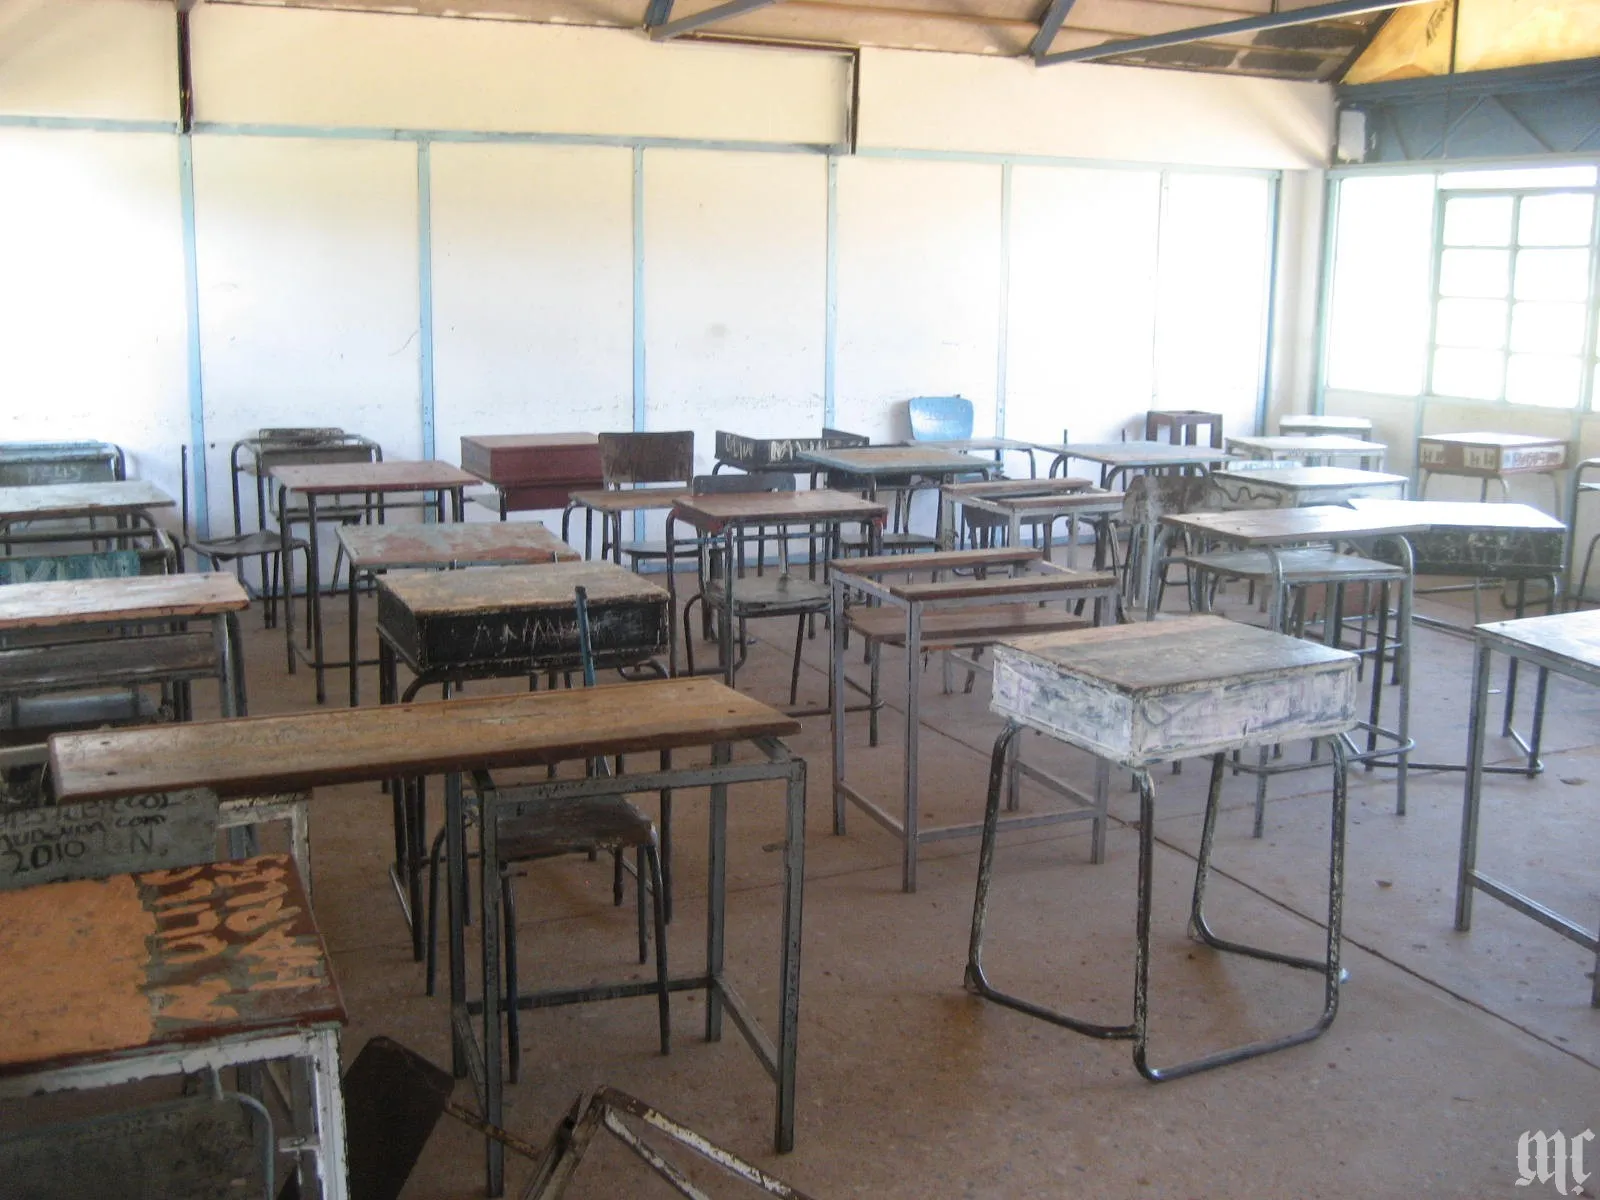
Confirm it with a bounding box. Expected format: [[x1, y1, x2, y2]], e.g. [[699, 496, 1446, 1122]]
[[381, 593, 669, 674], [1418, 439, 1569, 475], [1401, 527, 1565, 577], [992, 649, 1357, 768], [461, 438, 603, 485]]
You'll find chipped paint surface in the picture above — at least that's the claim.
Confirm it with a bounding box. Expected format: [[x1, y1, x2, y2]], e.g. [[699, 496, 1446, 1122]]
[[0, 854, 342, 1075], [715, 430, 868, 469]]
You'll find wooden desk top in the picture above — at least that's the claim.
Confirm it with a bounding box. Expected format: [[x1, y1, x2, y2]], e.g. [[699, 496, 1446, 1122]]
[[795, 446, 993, 476], [1212, 467, 1407, 489], [0, 480, 174, 521], [51, 678, 800, 801], [1032, 441, 1239, 467], [568, 486, 694, 513], [672, 489, 887, 530], [379, 560, 666, 615], [0, 572, 248, 632], [272, 460, 478, 495], [911, 437, 1038, 454], [1225, 435, 1387, 455], [942, 477, 1094, 499], [1001, 614, 1356, 693], [833, 547, 1042, 576], [0, 854, 342, 1078], [1162, 505, 1428, 546], [890, 565, 1117, 603], [337, 522, 578, 569], [1477, 609, 1600, 672], [1417, 431, 1568, 448], [462, 433, 598, 450], [1347, 498, 1566, 532], [1278, 415, 1374, 434]]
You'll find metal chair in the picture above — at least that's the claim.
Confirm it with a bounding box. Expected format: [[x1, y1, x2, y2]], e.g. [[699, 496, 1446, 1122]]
[[596, 430, 695, 569], [181, 445, 310, 630], [425, 588, 669, 1083], [681, 473, 828, 704]]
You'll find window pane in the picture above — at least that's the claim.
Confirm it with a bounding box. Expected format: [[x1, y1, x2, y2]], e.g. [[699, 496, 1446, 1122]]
[[1519, 193, 1594, 247], [1510, 302, 1586, 354], [1432, 347, 1504, 399], [1436, 297, 1507, 348], [1326, 174, 1435, 395], [1440, 166, 1599, 189], [1443, 196, 1512, 246], [1440, 248, 1510, 297], [1505, 353, 1580, 408], [1514, 248, 1589, 301]]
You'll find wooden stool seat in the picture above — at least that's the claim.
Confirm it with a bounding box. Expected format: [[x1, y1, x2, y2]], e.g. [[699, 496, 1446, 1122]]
[[847, 603, 1089, 649], [497, 794, 657, 860]]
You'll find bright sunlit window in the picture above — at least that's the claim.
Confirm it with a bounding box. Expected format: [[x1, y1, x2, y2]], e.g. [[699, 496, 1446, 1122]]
[[1326, 163, 1600, 410]]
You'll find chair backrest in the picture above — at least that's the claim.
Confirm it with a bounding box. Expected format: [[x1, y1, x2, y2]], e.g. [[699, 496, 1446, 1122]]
[[599, 431, 694, 487], [907, 397, 974, 442], [691, 472, 795, 496], [0, 549, 144, 586], [0, 441, 124, 486]]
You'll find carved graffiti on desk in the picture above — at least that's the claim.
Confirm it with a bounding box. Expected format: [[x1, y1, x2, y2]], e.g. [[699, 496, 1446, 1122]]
[[0, 790, 219, 889]]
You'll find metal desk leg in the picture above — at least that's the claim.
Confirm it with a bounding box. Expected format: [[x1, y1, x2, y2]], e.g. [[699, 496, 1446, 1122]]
[[720, 527, 737, 689], [775, 748, 806, 1153], [1455, 640, 1493, 937], [478, 770, 505, 1196], [706, 742, 731, 1044], [830, 571, 849, 836], [902, 600, 922, 894], [306, 493, 327, 704], [280, 483, 297, 675], [348, 566, 362, 709]]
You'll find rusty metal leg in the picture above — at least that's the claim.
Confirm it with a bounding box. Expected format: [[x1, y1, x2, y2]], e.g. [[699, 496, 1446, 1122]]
[[502, 869, 521, 1085], [645, 843, 670, 1055]]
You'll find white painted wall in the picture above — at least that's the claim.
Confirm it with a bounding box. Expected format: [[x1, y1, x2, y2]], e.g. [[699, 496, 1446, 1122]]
[[855, 47, 1335, 170], [834, 157, 1003, 443], [191, 136, 423, 538], [0, 128, 188, 502], [0, 1, 1315, 552]]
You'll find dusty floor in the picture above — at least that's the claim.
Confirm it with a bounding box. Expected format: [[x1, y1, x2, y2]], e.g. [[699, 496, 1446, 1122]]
[[22, 566, 1600, 1196]]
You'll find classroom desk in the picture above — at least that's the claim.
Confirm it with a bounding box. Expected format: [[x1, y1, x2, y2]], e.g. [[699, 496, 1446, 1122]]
[[1033, 440, 1239, 488], [830, 548, 1120, 892], [376, 560, 671, 947], [51, 678, 808, 1196], [797, 445, 993, 550], [1457, 609, 1600, 1007], [0, 480, 174, 549], [461, 433, 605, 517], [967, 617, 1358, 1080], [1418, 431, 1569, 510], [562, 485, 694, 561], [938, 477, 1116, 560], [0, 854, 348, 1199], [1206, 466, 1408, 510], [713, 429, 869, 474], [666, 489, 887, 696], [336, 522, 579, 708], [1159, 505, 1425, 824], [1225, 434, 1388, 470], [0, 572, 250, 725], [911, 436, 1040, 477], [273, 461, 478, 704], [0, 440, 124, 486], [1278, 414, 1374, 438]]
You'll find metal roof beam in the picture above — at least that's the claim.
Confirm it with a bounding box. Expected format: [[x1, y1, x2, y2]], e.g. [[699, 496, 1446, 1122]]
[[650, 0, 785, 40], [1035, 0, 1433, 66], [1029, 0, 1080, 59], [643, 0, 676, 28]]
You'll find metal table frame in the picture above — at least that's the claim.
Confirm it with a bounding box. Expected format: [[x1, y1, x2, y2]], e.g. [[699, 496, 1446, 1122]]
[[1457, 612, 1600, 1007], [938, 479, 1119, 561], [274, 463, 474, 703], [447, 736, 807, 1194], [829, 551, 1120, 892]]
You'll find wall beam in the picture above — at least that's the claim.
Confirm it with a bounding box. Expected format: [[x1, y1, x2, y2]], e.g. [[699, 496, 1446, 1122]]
[[1028, 0, 1080, 62], [650, 0, 784, 40]]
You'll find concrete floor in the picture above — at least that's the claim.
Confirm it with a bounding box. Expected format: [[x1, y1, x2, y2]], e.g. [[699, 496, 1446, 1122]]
[[33, 570, 1600, 1196]]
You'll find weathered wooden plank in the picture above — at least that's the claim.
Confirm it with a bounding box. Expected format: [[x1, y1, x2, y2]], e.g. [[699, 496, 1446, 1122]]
[[1477, 608, 1600, 673], [567, 486, 693, 514], [1162, 505, 1428, 547], [0, 854, 342, 1076], [991, 615, 1359, 767], [889, 567, 1117, 602], [0, 789, 220, 888], [942, 477, 1094, 499], [0, 632, 217, 695], [0, 573, 247, 632], [0, 442, 121, 488], [337, 522, 577, 569], [51, 678, 801, 802], [833, 547, 1041, 575], [848, 603, 1090, 647], [1030, 441, 1240, 468], [673, 490, 887, 530], [714, 429, 868, 470], [0, 481, 173, 523], [272, 460, 478, 495], [1417, 432, 1570, 476]]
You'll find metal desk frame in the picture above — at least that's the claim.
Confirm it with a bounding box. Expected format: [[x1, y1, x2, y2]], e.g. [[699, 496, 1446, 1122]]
[[830, 551, 1120, 892], [448, 736, 807, 1194], [1457, 613, 1600, 1007]]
